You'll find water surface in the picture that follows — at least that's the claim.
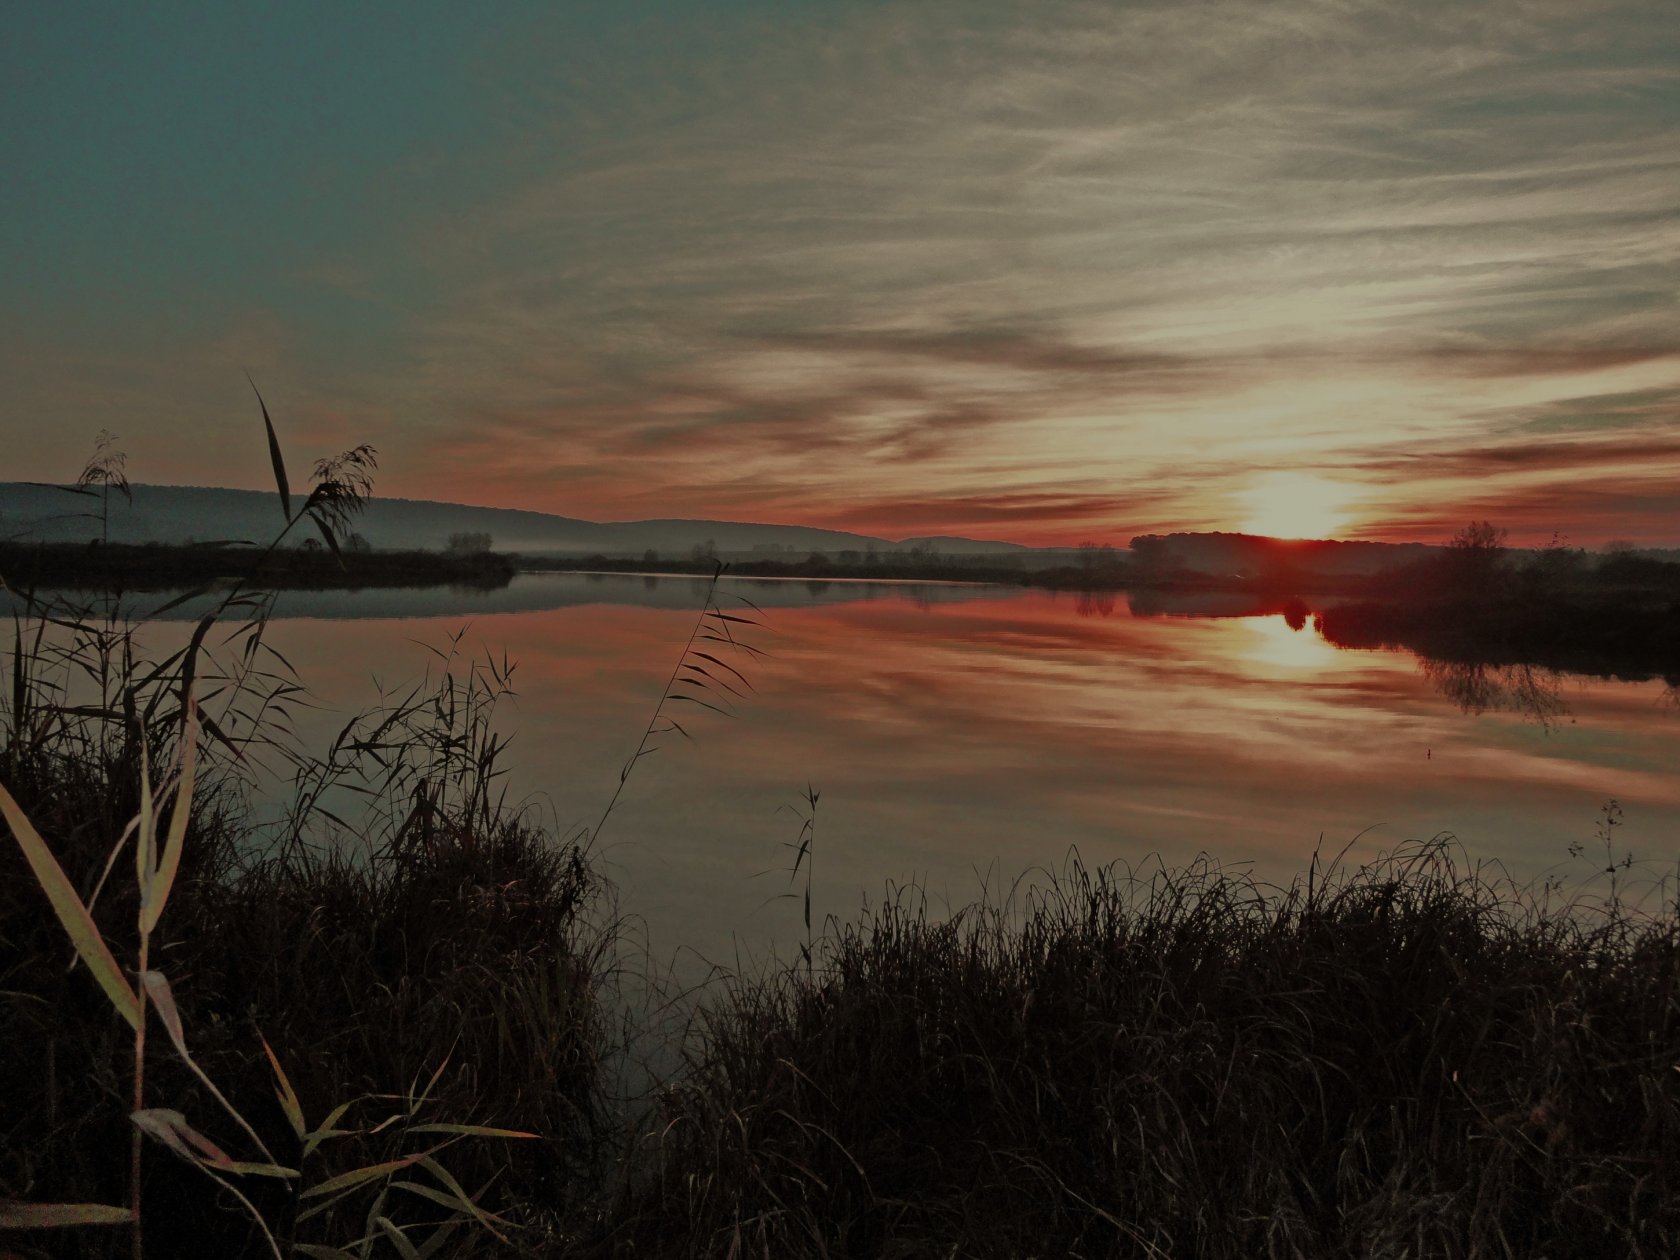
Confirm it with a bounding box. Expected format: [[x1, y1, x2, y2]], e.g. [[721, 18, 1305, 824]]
[[16, 573, 1679, 973], [238, 575, 1680, 969]]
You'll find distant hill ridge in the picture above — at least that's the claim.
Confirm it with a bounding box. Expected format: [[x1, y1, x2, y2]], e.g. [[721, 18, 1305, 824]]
[[0, 483, 1029, 558]]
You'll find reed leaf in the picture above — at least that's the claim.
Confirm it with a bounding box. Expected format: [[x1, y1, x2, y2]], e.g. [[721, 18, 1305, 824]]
[[130, 1109, 297, 1179], [138, 970, 282, 1165], [405, 1123, 537, 1140], [0, 782, 141, 1029], [414, 1218, 463, 1260], [134, 722, 154, 906], [140, 698, 197, 933], [690, 650, 755, 690], [303, 1100, 360, 1160], [249, 377, 291, 522], [416, 1155, 517, 1240], [261, 1035, 308, 1141], [310, 511, 344, 560], [143, 583, 221, 620], [298, 1146, 447, 1201], [10, 619, 25, 739], [374, 1216, 423, 1260], [0, 1200, 133, 1227]]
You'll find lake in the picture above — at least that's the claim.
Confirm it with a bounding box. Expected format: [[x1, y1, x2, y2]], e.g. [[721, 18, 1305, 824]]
[[17, 572, 1680, 977]]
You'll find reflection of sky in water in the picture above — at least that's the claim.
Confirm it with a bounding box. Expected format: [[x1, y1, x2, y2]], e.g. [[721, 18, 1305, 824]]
[[19, 575, 1679, 980]]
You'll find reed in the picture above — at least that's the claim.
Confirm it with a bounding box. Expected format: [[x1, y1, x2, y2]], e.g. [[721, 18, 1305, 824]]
[[608, 841, 1680, 1259], [0, 397, 611, 1258]]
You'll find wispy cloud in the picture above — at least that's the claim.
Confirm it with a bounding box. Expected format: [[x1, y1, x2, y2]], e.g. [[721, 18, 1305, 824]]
[[3, 0, 1676, 543]]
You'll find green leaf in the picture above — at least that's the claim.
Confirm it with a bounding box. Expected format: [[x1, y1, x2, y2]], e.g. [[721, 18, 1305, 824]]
[[138, 972, 283, 1166], [416, 1157, 517, 1241], [262, 1036, 307, 1140], [405, 1123, 538, 1140], [375, 1217, 422, 1260], [131, 1107, 223, 1164], [140, 971, 188, 1058], [0, 783, 140, 1029], [0, 1200, 132, 1227], [409, 1052, 453, 1114], [302, 1099, 359, 1159], [298, 1146, 444, 1200], [414, 1217, 464, 1260], [141, 699, 198, 933], [134, 727, 155, 920], [131, 1108, 297, 1180]]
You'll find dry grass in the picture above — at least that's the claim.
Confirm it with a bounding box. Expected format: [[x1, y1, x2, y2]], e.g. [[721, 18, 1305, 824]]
[[0, 402, 615, 1259], [606, 845, 1680, 1259]]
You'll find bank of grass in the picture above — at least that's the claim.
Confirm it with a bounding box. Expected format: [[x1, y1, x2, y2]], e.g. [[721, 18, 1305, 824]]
[[608, 846, 1680, 1259], [7, 676, 1680, 1258], [0, 659, 613, 1258]]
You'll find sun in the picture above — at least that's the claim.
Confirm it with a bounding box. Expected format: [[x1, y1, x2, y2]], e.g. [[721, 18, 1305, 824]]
[[1238, 472, 1359, 540]]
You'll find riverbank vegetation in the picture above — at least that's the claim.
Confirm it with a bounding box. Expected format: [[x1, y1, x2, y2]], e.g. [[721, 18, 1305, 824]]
[[613, 843, 1680, 1259], [8, 672, 1678, 1259], [0, 540, 517, 593], [1314, 524, 1680, 687]]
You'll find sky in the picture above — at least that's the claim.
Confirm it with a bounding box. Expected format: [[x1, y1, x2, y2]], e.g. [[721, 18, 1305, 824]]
[[3, 0, 1677, 547]]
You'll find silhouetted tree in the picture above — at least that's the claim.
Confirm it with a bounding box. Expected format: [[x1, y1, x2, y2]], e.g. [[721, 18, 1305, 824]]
[[1522, 532, 1584, 596], [1078, 541, 1118, 573], [1438, 520, 1508, 595], [1129, 535, 1183, 578]]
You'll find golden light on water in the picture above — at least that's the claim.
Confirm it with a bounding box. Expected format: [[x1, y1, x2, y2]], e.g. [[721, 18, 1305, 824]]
[[1237, 613, 1341, 673], [1238, 472, 1361, 540]]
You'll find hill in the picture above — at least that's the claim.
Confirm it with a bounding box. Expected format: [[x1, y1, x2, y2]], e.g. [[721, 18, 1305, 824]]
[[0, 483, 1027, 559]]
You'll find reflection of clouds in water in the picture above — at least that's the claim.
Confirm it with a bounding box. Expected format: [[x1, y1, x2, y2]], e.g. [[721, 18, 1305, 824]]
[[84, 576, 1677, 980]]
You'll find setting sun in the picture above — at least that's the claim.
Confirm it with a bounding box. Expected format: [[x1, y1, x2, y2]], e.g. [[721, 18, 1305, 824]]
[[1238, 472, 1360, 540]]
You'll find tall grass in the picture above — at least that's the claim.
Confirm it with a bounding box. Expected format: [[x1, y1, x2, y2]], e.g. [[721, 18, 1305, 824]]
[[0, 402, 611, 1258], [611, 843, 1680, 1258]]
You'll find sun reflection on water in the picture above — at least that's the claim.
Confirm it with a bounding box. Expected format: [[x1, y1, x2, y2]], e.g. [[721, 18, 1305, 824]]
[[1233, 612, 1345, 673]]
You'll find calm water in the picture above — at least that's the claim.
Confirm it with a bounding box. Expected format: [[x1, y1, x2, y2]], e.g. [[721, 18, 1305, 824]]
[[19, 573, 1680, 973]]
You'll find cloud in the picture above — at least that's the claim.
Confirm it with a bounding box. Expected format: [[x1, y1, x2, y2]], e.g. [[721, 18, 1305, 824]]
[[4, 0, 1677, 542], [1513, 386, 1680, 434], [1360, 434, 1680, 480]]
